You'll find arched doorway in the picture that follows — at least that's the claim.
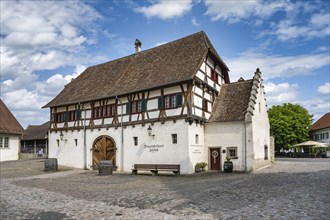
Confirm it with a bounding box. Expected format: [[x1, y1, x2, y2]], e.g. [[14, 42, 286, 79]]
[[92, 135, 116, 169]]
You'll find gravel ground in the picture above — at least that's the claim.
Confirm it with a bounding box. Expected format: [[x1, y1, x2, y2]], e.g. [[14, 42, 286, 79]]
[[0, 158, 329, 219]]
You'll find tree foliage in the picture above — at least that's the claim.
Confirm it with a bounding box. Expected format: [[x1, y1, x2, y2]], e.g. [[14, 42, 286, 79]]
[[268, 103, 313, 151]]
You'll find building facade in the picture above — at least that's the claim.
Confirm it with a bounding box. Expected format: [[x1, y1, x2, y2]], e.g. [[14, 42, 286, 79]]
[[310, 112, 330, 145], [44, 32, 270, 173], [0, 99, 24, 162], [20, 121, 50, 159]]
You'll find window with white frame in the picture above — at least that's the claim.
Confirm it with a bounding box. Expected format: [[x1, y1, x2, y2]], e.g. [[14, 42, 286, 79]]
[[227, 147, 238, 159], [0, 137, 9, 148], [195, 134, 199, 144]]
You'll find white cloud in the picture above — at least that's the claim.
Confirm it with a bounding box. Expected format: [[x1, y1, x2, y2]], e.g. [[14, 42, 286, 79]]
[[317, 82, 330, 95], [204, 0, 288, 23], [135, 0, 193, 20], [264, 82, 299, 105], [274, 13, 330, 41], [191, 17, 200, 26], [226, 51, 330, 82], [1, 65, 86, 128], [298, 98, 330, 122]]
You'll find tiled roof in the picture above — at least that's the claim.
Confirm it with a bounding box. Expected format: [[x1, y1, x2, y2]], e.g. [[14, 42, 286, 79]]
[[0, 99, 24, 135], [44, 31, 229, 108], [23, 121, 50, 140], [208, 79, 253, 122], [310, 112, 330, 131]]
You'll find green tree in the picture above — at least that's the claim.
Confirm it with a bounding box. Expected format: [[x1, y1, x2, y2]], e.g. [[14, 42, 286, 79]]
[[268, 103, 313, 151]]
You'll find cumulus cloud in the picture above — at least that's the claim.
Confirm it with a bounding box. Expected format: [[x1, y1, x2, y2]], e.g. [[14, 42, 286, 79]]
[[317, 82, 330, 95], [264, 82, 299, 106], [1, 65, 86, 128], [191, 17, 200, 26], [274, 13, 330, 41], [227, 51, 330, 81], [298, 98, 330, 122], [204, 0, 288, 23], [135, 0, 193, 20]]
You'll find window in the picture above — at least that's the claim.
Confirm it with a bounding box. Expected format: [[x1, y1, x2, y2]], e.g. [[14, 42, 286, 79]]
[[164, 96, 170, 109], [133, 137, 138, 146], [56, 139, 60, 147], [93, 104, 116, 118], [211, 70, 218, 83], [227, 147, 238, 159], [172, 134, 177, 144], [128, 100, 146, 114], [325, 132, 329, 139], [195, 134, 199, 144], [69, 111, 76, 121], [4, 137, 9, 148], [202, 99, 208, 112], [0, 137, 9, 148], [74, 139, 78, 146], [264, 145, 268, 160], [159, 93, 183, 109]]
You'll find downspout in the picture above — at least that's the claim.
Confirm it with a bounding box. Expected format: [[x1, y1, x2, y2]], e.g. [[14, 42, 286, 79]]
[[116, 96, 124, 171], [82, 103, 87, 170], [244, 122, 247, 172]]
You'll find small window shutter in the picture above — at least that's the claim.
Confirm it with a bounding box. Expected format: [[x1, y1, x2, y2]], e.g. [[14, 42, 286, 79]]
[[158, 97, 163, 109], [202, 99, 205, 110], [76, 109, 81, 120], [64, 112, 68, 122], [54, 113, 58, 123], [141, 99, 147, 112], [176, 93, 183, 106], [126, 102, 131, 114]]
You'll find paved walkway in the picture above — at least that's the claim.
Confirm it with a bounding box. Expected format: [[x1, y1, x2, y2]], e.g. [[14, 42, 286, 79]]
[[1, 158, 329, 219]]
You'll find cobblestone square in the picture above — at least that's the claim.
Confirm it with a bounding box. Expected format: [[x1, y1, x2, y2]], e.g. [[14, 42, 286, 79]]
[[1, 158, 329, 219]]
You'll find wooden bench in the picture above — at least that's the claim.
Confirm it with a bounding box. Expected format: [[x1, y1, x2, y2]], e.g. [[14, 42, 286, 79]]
[[132, 164, 180, 175]]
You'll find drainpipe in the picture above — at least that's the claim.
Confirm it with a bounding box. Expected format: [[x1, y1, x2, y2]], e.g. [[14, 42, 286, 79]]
[[116, 96, 124, 171], [82, 103, 87, 170], [244, 122, 247, 172]]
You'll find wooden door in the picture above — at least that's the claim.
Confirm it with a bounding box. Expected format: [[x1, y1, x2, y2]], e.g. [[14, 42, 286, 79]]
[[92, 136, 116, 169], [210, 148, 221, 170]]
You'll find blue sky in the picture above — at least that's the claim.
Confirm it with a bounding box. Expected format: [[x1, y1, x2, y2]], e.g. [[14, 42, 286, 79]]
[[1, 0, 329, 128]]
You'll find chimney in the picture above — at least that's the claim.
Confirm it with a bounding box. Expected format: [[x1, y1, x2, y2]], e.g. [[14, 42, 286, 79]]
[[135, 39, 142, 53]]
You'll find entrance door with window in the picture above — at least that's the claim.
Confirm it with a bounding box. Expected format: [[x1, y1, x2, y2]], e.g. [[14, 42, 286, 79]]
[[92, 135, 116, 169], [210, 148, 221, 170]]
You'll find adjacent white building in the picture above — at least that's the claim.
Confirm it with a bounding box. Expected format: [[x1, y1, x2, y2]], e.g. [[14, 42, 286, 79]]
[[310, 112, 330, 145], [0, 99, 24, 162], [44, 32, 271, 173]]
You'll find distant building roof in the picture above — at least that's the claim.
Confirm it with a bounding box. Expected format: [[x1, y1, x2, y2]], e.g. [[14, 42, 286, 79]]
[[0, 99, 24, 135], [23, 121, 50, 140], [208, 79, 253, 122], [310, 112, 330, 131], [44, 31, 229, 108]]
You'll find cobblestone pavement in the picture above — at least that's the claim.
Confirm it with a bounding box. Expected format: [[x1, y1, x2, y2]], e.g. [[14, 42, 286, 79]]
[[1, 158, 329, 219]]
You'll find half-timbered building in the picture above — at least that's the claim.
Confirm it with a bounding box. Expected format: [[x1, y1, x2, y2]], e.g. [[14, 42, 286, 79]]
[[44, 31, 271, 173]]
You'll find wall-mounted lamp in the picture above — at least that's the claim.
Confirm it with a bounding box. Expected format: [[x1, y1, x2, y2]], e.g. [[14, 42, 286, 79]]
[[60, 131, 67, 142], [147, 125, 155, 139]]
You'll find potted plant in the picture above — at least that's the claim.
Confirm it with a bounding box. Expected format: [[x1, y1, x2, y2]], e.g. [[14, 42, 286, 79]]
[[195, 162, 208, 173]]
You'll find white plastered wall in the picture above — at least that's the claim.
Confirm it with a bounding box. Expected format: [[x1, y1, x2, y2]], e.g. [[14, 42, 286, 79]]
[[0, 134, 20, 162]]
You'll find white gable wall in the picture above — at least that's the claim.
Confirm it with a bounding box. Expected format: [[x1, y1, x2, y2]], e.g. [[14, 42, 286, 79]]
[[0, 134, 20, 162]]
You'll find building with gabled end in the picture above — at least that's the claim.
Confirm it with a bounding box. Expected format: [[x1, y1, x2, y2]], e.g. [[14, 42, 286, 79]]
[[310, 112, 330, 145], [44, 31, 271, 173], [0, 99, 24, 162], [20, 121, 50, 159]]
